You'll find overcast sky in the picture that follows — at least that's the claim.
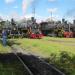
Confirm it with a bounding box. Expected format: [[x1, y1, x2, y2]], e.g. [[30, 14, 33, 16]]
[[0, 0, 75, 22]]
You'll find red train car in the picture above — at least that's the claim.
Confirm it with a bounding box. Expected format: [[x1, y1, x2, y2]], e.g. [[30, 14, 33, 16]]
[[64, 32, 73, 38], [30, 33, 43, 39]]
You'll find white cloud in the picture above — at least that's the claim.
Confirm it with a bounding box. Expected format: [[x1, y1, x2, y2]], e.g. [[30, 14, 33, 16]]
[[22, 0, 34, 15], [5, 0, 15, 4], [0, 11, 20, 21], [19, 13, 46, 23], [0, 13, 10, 21], [48, 8, 58, 13], [48, 15, 62, 21]]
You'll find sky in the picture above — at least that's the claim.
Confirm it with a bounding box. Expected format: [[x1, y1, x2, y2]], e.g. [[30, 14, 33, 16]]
[[0, 0, 75, 22]]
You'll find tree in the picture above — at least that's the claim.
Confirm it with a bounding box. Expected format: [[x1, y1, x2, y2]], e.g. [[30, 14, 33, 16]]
[[54, 27, 64, 37], [0, 21, 6, 29]]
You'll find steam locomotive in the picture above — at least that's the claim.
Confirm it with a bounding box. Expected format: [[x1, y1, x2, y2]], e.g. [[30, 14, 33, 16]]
[[0, 17, 75, 38], [0, 17, 43, 39], [40, 20, 75, 38]]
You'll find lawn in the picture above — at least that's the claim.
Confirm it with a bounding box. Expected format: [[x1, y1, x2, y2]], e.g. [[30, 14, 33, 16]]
[[12, 37, 75, 57], [0, 37, 75, 75], [0, 39, 11, 53], [0, 44, 11, 53], [0, 37, 75, 57]]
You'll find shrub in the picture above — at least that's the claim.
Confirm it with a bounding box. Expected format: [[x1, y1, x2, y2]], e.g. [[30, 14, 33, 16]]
[[45, 51, 75, 75]]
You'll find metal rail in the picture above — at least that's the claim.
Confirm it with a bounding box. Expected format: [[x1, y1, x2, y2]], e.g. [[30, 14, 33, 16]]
[[11, 45, 65, 75], [21, 48, 65, 75], [11, 46, 34, 75], [31, 55, 65, 75]]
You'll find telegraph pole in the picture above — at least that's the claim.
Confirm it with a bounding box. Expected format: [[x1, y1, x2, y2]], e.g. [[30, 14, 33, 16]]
[[33, 6, 35, 18], [69, 23, 70, 32], [32, 0, 36, 18], [51, 11, 52, 21]]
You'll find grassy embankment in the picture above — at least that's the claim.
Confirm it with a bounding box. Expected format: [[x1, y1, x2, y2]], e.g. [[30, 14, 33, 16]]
[[0, 37, 75, 56], [0, 37, 75, 75], [0, 38, 11, 53], [12, 37, 75, 57]]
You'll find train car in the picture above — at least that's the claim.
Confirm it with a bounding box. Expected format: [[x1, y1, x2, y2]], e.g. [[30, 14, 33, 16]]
[[64, 32, 73, 38], [27, 22, 43, 39], [40, 21, 75, 38], [1, 17, 43, 39]]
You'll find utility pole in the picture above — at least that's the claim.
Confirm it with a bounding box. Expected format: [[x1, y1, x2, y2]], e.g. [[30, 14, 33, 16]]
[[69, 23, 70, 32], [33, 6, 35, 18], [51, 11, 52, 21], [32, 0, 36, 18]]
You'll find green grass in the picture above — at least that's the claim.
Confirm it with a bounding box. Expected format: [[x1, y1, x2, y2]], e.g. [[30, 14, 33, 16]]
[[0, 43, 11, 53], [0, 60, 28, 75], [0, 37, 75, 75], [12, 37, 75, 57], [0, 37, 75, 57]]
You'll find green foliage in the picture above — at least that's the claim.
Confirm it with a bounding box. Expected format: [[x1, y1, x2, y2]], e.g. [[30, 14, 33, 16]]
[[0, 61, 27, 75], [59, 51, 71, 63], [48, 53, 57, 64], [58, 52, 73, 75], [54, 27, 64, 37], [0, 21, 5, 28], [46, 51, 75, 75]]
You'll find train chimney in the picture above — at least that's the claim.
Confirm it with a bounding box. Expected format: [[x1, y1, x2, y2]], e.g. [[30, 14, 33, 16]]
[[73, 20, 75, 25], [62, 18, 65, 23]]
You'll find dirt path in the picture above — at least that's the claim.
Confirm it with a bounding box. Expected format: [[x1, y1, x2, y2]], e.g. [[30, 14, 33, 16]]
[[49, 39, 75, 46], [49, 39, 75, 43]]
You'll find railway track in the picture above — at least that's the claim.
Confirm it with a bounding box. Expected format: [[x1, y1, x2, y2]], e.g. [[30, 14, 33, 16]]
[[14, 53, 34, 75], [0, 53, 33, 75], [11, 45, 65, 75], [10, 46, 34, 75]]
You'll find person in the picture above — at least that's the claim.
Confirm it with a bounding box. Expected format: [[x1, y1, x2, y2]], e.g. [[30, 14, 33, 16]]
[[2, 29, 7, 46]]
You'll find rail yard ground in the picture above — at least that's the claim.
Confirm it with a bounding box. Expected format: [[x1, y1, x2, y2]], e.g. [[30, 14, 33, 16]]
[[11, 37, 75, 75], [0, 37, 75, 57], [9, 37, 75, 57], [0, 42, 11, 53], [0, 37, 75, 75]]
